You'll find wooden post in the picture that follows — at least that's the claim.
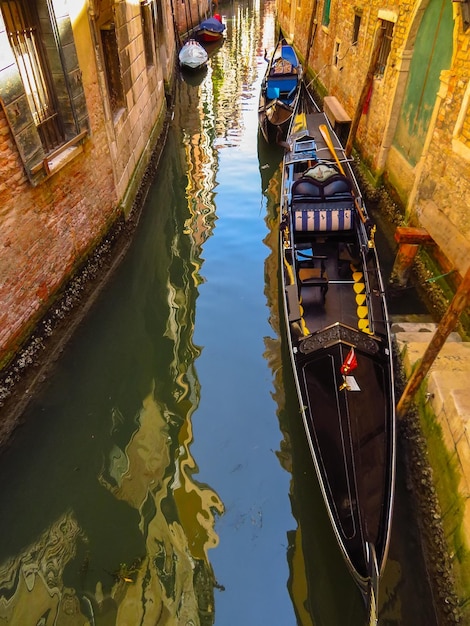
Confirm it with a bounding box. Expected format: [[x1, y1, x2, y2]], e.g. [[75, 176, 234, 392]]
[[390, 227, 434, 288], [304, 0, 319, 72], [390, 243, 420, 288], [345, 22, 386, 157], [396, 265, 470, 419]]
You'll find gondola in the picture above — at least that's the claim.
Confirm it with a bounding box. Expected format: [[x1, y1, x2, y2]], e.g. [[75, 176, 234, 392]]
[[258, 37, 302, 144], [279, 81, 395, 621], [179, 38, 208, 71], [195, 14, 225, 43]]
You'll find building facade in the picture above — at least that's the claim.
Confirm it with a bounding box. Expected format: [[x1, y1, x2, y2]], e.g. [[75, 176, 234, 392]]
[[278, 0, 470, 285], [0, 0, 177, 369]]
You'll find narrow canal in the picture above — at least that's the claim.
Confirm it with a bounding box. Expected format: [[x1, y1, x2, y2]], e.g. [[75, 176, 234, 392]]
[[0, 1, 439, 624]]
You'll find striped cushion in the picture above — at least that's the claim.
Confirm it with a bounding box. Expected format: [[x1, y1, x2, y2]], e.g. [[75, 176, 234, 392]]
[[294, 208, 354, 232]]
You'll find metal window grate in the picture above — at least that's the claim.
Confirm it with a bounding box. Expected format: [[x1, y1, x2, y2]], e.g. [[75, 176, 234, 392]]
[[375, 20, 394, 78], [2, 0, 64, 152]]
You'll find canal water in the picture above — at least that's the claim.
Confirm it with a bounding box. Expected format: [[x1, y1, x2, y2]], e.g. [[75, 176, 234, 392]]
[[0, 1, 438, 624]]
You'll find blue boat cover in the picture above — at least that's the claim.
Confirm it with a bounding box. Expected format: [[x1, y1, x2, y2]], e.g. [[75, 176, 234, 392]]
[[198, 17, 226, 33], [281, 45, 298, 68]]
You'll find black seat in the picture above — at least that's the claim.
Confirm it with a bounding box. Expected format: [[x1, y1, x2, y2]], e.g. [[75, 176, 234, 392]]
[[295, 246, 329, 302]]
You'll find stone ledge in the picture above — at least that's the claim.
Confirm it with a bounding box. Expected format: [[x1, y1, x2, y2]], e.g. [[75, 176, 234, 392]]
[[394, 321, 470, 579]]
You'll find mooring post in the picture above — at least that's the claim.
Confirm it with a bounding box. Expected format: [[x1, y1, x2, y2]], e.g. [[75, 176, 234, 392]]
[[390, 243, 420, 288], [345, 23, 386, 157], [396, 265, 470, 419], [390, 226, 433, 288]]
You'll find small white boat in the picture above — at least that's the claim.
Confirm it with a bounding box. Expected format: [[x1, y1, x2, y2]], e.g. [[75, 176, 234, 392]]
[[179, 39, 208, 70]]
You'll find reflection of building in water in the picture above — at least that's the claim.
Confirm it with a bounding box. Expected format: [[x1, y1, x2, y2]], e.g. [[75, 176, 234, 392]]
[[176, 0, 264, 258], [0, 512, 85, 623], [98, 388, 223, 625], [262, 163, 314, 626], [0, 93, 223, 626]]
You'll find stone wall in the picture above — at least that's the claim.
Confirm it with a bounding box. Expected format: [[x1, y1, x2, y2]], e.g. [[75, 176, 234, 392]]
[[277, 0, 470, 280]]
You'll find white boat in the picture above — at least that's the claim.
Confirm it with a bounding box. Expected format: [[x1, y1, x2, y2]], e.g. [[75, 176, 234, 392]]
[[179, 39, 208, 71]]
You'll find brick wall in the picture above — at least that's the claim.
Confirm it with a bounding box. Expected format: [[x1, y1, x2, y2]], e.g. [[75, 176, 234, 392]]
[[0, 1, 175, 368]]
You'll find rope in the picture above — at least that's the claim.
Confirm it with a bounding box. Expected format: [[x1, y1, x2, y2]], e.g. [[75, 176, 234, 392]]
[[425, 269, 456, 283]]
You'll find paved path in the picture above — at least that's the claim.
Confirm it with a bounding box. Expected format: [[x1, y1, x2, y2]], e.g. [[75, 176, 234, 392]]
[[393, 319, 470, 611]]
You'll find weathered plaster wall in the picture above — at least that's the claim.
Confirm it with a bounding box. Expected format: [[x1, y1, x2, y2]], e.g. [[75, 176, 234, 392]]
[[277, 0, 470, 277], [0, 1, 175, 368]]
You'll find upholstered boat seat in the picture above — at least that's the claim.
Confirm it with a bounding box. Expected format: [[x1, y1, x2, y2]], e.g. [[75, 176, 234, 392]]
[[291, 164, 355, 233]]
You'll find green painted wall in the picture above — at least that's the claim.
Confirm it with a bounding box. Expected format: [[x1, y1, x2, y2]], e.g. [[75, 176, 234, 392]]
[[393, 0, 453, 166]]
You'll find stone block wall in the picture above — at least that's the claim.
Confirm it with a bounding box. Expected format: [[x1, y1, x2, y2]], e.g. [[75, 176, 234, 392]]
[[277, 0, 470, 284]]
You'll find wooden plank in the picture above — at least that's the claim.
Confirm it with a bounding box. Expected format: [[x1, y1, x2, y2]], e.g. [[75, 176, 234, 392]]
[[324, 96, 351, 125], [394, 226, 434, 245]]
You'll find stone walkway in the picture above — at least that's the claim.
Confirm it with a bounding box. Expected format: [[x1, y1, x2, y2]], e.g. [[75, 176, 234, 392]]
[[393, 319, 470, 614]]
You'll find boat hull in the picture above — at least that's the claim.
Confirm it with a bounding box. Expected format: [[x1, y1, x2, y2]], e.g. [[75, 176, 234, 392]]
[[279, 82, 395, 610], [179, 39, 208, 70], [195, 16, 225, 43], [196, 29, 224, 43], [258, 37, 302, 143]]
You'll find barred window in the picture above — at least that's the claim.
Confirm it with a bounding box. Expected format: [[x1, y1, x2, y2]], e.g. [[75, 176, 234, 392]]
[[375, 20, 394, 78], [352, 14, 361, 45], [152, 0, 165, 45], [2, 1, 63, 151], [101, 22, 125, 116], [0, 0, 89, 183], [141, 0, 155, 67]]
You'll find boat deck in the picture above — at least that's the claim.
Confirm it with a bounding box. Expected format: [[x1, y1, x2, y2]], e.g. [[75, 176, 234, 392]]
[[296, 238, 364, 335]]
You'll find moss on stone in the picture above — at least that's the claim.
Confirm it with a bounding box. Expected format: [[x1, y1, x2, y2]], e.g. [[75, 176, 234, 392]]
[[418, 388, 470, 619]]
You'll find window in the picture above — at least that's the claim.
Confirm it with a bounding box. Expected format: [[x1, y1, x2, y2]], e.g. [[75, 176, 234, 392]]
[[101, 22, 125, 116], [375, 20, 394, 78], [322, 0, 331, 27], [0, 0, 89, 183], [141, 0, 155, 67], [352, 14, 361, 45], [152, 0, 165, 45], [2, 1, 63, 151], [334, 41, 340, 66]]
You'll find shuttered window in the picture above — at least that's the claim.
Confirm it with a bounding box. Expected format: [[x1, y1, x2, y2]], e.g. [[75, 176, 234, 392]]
[[322, 0, 331, 27], [0, 0, 89, 185]]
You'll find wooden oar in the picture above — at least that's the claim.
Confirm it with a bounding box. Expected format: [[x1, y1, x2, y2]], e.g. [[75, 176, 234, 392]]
[[318, 123, 368, 226], [319, 123, 346, 176]]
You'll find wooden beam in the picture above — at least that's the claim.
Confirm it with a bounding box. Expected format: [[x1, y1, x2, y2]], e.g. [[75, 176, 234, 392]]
[[396, 265, 470, 419], [390, 243, 420, 288], [394, 226, 434, 245], [345, 22, 386, 157]]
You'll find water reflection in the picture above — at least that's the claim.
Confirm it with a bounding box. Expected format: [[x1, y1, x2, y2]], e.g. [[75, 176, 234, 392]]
[[0, 112, 224, 626], [0, 2, 321, 625]]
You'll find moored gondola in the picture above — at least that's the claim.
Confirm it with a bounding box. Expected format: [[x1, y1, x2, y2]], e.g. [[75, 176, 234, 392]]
[[258, 36, 302, 144], [279, 81, 396, 621]]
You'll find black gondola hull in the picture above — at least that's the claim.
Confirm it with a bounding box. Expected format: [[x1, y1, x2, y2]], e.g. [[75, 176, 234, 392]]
[[279, 82, 396, 610]]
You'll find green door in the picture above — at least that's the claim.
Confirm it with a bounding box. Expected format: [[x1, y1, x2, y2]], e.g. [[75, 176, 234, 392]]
[[393, 0, 453, 166]]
